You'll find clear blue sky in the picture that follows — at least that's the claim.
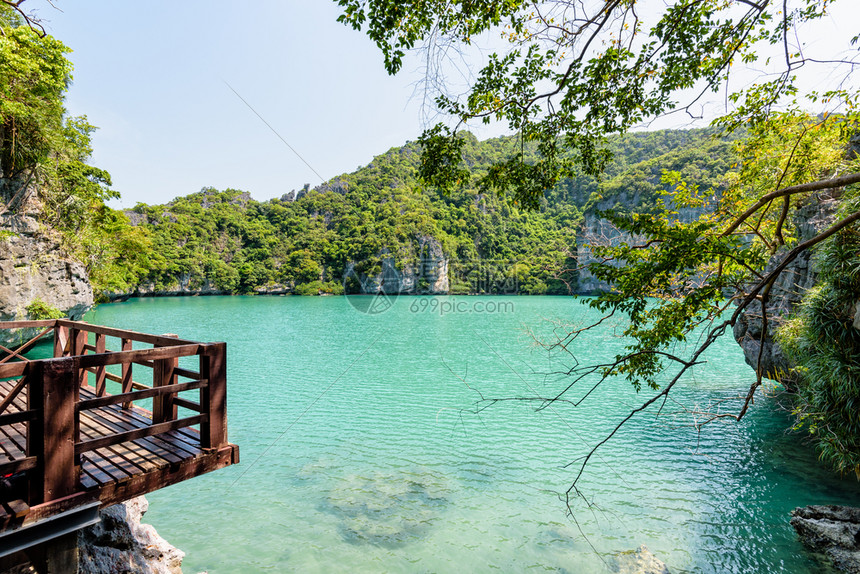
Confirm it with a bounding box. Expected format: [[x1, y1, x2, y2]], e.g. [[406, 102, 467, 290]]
[[33, 0, 440, 207], [26, 0, 860, 207]]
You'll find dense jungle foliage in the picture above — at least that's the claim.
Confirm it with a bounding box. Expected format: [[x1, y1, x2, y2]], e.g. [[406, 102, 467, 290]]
[[126, 128, 735, 297]]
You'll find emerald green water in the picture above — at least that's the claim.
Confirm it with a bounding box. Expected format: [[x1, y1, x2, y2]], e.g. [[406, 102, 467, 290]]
[[82, 295, 860, 573]]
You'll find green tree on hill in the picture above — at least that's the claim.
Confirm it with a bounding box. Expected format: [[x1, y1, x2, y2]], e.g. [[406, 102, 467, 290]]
[[0, 6, 69, 181], [131, 129, 731, 300], [0, 4, 149, 296]]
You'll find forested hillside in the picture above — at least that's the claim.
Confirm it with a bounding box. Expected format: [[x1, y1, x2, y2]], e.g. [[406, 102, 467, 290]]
[[123, 128, 736, 297]]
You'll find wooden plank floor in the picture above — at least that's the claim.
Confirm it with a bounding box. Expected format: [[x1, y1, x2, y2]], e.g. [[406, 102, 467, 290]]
[[0, 378, 204, 490]]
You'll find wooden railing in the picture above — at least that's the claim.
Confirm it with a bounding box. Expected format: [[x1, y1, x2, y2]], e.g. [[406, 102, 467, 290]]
[[0, 319, 228, 507]]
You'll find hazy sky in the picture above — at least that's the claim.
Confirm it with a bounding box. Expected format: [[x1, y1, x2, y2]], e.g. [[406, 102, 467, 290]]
[[24, 0, 860, 207]]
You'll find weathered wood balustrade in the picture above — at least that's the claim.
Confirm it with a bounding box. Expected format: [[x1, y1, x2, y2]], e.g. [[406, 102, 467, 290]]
[[0, 319, 238, 537]]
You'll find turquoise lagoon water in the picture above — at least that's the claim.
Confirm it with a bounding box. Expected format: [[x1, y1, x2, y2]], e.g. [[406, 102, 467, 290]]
[[80, 295, 860, 573]]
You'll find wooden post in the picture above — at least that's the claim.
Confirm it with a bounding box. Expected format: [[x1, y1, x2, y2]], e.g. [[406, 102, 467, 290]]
[[201, 342, 227, 449], [46, 532, 79, 574], [30, 358, 79, 504], [94, 333, 106, 396], [152, 335, 178, 424], [121, 338, 133, 409], [68, 328, 87, 387], [52, 324, 69, 358], [26, 363, 40, 505]]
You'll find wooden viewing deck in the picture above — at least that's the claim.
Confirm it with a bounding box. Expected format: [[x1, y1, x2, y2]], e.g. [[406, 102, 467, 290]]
[[0, 319, 239, 562]]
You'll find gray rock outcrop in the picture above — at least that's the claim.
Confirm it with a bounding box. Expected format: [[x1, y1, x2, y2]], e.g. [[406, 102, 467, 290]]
[[612, 545, 671, 574], [254, 283, 291, 295], [198, 188, 251, 209], [78, 496, 184, 574], [790, 505, 860, 573], [0, 189, 93, 347], [574, 192, 711, 293], [345, 236, 450, 295], [281, 183, 314, 202], [116, 275, 226, 299], [406, 235, 449, 293], [732, 192, 840, 381], [575, 209, 641, 294], [574, 183, 839, 385]]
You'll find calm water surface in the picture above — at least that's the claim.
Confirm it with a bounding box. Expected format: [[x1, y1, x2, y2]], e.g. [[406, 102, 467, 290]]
[[83, 295, 860, 573]]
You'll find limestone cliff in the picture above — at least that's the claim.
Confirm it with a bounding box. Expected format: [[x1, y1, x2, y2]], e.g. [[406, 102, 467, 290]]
[[732, 192, 839, 381], [0, 182, 93, 346], [790, 505, 860, 574], [574, 205, 641, 294], [112, 275, 226, 300], [345, 235, 450, 295], [573, 192, 710, 293]]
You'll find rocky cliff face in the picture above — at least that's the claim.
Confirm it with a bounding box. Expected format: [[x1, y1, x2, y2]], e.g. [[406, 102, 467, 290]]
[[791, 505, 860, 574], [346, 235, 450, 295], [0, 184, 93, 346], [732, 192, 839, 381], [112, 275, 226, 300], [575, 208, 641, 294], [78, 496, 185, 574], [406, 235, 450, 293], [573, 192, 710, 293]]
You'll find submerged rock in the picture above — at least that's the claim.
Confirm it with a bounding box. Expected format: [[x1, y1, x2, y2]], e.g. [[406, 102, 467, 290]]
[[791, 505, 860, 573], [612, 545, 670, 574], [323, 468, 451, 547], [78, 496, 184, 574]]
